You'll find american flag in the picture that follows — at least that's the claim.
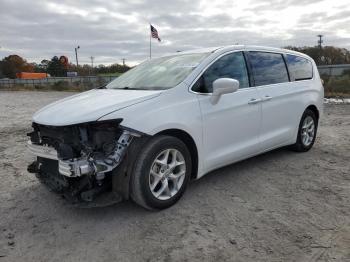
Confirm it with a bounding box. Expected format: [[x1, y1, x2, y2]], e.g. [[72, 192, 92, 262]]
[[150, 25, 161, 42]]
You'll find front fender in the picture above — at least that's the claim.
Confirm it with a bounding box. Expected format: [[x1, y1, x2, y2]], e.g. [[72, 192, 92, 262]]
[[99, 87, 205, 177]]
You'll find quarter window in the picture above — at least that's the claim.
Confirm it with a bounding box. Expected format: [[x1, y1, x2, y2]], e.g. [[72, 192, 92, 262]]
[[286, 54, 313, 81], [248, 52, 289, 86], [192, 52, 249, 93]]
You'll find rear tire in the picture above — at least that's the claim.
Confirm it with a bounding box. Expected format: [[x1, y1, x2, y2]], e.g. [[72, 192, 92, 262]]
[[130, 135, 191, 210], [290, 109, 318, 152]]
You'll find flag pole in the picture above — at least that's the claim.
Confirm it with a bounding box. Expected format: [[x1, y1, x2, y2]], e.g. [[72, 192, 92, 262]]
[[149, 24, 152, 59]]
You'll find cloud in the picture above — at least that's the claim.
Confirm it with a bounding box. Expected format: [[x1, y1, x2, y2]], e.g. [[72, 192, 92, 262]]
[[0, 0, 349, 65]]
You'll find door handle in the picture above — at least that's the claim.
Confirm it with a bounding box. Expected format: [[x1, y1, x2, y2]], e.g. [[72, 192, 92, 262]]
[[263, 95, 273, 101], [248, 98, 262, 105]]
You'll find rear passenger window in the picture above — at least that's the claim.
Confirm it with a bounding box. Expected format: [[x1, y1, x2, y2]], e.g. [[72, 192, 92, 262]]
[[286, 55, 313, 81], [192, 52, 249, 93], [248, 52, 289, 86]]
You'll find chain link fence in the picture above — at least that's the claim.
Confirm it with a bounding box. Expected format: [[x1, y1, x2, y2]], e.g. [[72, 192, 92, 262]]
[[0, 75, 117, 91], [318, 64, 350, 97]]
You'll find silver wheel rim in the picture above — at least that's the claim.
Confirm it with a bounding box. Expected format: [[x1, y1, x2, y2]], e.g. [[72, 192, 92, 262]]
[[301, 116, 315, 147], [149, 148, 186, 201]]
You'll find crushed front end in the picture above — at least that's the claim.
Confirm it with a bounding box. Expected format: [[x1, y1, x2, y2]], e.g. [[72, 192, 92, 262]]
[[27, 119, 140, 205]]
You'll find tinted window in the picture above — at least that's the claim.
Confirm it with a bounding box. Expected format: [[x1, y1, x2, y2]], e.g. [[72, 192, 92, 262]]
[[192, 52, 249, 93], [286, 54, 313, 81], [249, 52, 289, 86]]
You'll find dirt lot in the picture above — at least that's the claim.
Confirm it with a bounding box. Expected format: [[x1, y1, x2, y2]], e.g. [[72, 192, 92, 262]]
[[0, 91, 349, 262]]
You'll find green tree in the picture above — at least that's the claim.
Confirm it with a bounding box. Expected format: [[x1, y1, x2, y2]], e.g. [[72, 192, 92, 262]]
[[34, 59, 50, 73], [285, 46, 350, 65], [47, 56, 66, 77], [0, 61, 4, 78]]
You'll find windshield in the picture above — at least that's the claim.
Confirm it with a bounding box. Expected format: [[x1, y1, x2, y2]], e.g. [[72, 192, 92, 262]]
[[106, 53, 209, 90]]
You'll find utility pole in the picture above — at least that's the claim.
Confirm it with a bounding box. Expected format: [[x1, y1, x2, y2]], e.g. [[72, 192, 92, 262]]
[[75, 46, 80, 66], [90, 56, 94, 76], [122, 58, 126, 66], [317, 35, 323, 49], [90, 56, 94, 68]]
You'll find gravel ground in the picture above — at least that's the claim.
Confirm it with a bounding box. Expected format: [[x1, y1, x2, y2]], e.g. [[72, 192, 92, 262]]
[[0, 91, 349, 262]]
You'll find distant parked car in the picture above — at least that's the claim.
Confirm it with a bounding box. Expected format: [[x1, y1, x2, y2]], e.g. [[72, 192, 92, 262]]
[[66, 71, 78, 77], [27, 45, 324, 210]]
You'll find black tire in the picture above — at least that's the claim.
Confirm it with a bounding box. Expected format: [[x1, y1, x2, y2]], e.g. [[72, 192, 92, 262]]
[[130, 135, 192, 210], [290, 109, 318, 152]]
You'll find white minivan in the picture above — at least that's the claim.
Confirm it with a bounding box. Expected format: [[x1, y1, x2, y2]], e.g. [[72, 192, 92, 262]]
[[27, 45, 323, 209]]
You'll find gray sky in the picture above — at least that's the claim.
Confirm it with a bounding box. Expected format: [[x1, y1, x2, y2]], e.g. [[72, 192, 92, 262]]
[[0, 0, 349, 65]]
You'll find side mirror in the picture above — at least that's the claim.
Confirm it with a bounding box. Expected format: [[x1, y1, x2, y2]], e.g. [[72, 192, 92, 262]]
[[210, 78, 239, 104]]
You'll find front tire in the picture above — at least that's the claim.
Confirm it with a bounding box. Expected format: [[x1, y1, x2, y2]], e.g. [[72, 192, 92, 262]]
[[130, 135, 192, 210], [291, 109, 318, 152]]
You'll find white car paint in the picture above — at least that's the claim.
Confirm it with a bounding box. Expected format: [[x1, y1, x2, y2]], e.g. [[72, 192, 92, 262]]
[[33, 89, 161, 126], [196, 86, 262, 172], [32, 45, 324, 179]]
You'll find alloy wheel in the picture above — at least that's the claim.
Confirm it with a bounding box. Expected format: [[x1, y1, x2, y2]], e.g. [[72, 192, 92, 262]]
[[149, 148, 186, 201], [301, 115, 315, 147]]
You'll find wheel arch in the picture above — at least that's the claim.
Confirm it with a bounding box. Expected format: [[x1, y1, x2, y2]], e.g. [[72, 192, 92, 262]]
[[290, 104, 319, 152], [156, 129, 199, 180], [291, 103, 320, 147], [305, 104, 320, 122]]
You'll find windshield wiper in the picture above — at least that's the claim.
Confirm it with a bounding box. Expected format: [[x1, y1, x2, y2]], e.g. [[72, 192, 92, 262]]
[[120, 87, 149, 90], [97, 84, 107, 89], [109, 86, 160, 90]]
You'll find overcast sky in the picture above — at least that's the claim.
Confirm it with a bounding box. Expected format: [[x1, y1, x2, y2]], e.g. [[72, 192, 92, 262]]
[[0, 0, 349, 65]]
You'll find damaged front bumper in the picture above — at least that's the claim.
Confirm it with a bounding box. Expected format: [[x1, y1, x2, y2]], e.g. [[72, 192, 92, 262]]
[[26, 121, 144, 205], [27, 130, 133, 178]]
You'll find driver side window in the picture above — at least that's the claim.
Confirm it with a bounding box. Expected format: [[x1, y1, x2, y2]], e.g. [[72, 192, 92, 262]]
[[192, 52, 249, 93]]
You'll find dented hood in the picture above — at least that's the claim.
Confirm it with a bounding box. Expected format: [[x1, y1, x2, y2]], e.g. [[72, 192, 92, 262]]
[[33, 89, 162, 126]]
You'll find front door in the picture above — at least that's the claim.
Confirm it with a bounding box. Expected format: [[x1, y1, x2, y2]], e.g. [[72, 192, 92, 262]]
[[192, 51, 262, 173]]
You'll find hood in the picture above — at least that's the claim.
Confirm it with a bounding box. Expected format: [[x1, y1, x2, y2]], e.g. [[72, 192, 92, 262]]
[[33, 89, 162, 126]]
